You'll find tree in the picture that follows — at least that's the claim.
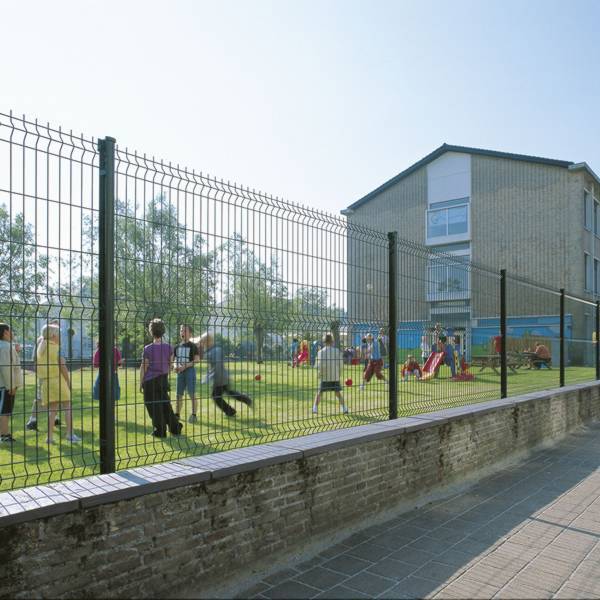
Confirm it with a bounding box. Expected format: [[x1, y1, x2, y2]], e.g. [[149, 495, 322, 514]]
[[81, 194, 216, 355], [292, 286, 344, 345], [221, 234, 290, 363], [0, 205, 49, 340]]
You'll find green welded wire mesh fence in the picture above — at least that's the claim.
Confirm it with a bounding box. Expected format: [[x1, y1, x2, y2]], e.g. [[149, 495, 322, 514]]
[[0, 110, 598, 491]]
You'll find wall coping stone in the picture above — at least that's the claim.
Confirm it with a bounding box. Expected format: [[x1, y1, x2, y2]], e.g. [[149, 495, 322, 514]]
[[0, 382, 591, 527]]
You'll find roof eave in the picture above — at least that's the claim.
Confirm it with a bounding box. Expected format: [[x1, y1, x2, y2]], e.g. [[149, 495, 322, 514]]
[[345, 144, 575, 213], [569, 162, 600, 187]]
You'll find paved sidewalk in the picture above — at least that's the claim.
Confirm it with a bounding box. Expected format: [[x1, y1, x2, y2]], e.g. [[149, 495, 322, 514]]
[[238, 423, 600, 599]]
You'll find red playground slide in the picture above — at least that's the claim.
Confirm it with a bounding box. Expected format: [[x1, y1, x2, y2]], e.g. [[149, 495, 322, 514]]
[[421, 352, 445, 380]]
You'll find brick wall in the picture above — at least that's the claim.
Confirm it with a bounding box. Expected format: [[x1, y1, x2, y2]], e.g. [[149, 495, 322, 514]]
[[1, 383, 599, 599]]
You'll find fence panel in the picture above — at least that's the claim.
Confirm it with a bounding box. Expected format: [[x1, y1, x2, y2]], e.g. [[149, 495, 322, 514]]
[[2, 110, 599, 491], [505, 275, 561, 396], [564, 294, 597, 386], [393, 241, 501, 414], [111, 148, 390, 471], [0, 113, 100, 490]]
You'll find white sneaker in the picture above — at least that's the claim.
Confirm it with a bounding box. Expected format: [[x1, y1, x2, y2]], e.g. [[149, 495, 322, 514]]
[[312, 405, 318, 414], [66, 433, 81, 443], [359, 384, 365, 391], [188, 414, 198, 424], [342, 405, 349, 414]]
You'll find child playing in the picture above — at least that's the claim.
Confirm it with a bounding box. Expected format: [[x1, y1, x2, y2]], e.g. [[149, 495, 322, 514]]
[[173, 324, 200, 423], [296, 340, 309, 367], [401, 355, 422, 382], [313, 333, 348, 415], [360, 333, 387, 390], [139, 318, 182, 438], [92, 342, 122, 401], [0, 323, 24, 443], [36, 323, 81, 444], [360, 337, 369, 370], [26, 318, 61, 431], [197, 332, 252, 417], [290, 338, 299, 367]]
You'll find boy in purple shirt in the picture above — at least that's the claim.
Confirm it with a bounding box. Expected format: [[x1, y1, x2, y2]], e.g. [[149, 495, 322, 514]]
[[139, 318, 182, 438]]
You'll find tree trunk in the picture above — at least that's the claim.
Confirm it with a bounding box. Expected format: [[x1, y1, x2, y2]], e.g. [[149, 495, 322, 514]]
[[254, 322, 265, 363]]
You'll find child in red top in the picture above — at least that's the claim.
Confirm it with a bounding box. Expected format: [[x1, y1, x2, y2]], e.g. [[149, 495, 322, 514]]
[[402, 355, 422, 382], [296, 340, 309, 367]]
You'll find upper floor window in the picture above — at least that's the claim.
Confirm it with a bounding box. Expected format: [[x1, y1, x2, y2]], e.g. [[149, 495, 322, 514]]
[[427, 244, 471, 302], [426, 198, 469, 244]]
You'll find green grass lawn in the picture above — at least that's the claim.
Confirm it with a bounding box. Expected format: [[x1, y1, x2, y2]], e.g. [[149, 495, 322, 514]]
[[0, 361, 596, 491]]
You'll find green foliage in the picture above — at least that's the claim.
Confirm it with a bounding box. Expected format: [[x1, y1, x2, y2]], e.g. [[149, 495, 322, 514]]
[[0, 205, 49, 339], [110, 195, 216, 353]]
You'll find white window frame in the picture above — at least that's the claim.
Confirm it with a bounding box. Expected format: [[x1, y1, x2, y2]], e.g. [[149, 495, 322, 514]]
[[426, 198, 470, 245], [427, 246, 471, 302], [595, 258, 600, 295]]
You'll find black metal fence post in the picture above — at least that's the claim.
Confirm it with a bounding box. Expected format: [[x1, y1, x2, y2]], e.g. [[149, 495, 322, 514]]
[[98, 136, 116, 474], [559, 289, 565, 387], [388, 231, 398, 420], [596, 301, 600, 380], [500, 269, 507, 399]]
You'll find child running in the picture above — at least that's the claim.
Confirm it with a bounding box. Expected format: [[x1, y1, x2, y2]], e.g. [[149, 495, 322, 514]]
[[173, 324, 200, 423], [312, 333, 348, 415], [360, 333, 388, 391], [401, 355, 422, 382], [197, 332, 252, 417], [139, 318, 182, 438]]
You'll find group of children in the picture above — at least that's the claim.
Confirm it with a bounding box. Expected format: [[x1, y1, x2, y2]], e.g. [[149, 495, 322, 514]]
[[1, 320, 81, 445], [139, 320, 253, 438], [0, 320, 403, 444]]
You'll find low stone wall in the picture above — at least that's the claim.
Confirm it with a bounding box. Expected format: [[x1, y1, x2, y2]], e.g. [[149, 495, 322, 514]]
[[1, 383, 599, 599]]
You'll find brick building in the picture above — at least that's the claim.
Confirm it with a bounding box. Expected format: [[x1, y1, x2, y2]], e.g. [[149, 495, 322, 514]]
[[342, 144, 600, 362]]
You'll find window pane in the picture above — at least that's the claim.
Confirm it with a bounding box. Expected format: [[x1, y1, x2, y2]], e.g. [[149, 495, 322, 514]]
[[428, 260, 447, 293], [447, 206, 468, 235], [447, 262, 469, 293], [427, 210, 447, 238], [595, 202, 600, 236]]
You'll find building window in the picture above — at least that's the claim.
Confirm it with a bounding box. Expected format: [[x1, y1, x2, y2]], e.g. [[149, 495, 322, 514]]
[[596, 259, 600, 294], [427, 246, 470, 301], [585, 191, 593, 230], [426, 198, 469, 244], [595, 200, 600, 237], [585, 253, 593, 291]]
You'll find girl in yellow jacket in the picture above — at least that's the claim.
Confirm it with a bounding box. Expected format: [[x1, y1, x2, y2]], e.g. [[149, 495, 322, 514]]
[[36, 323, 81, 444]]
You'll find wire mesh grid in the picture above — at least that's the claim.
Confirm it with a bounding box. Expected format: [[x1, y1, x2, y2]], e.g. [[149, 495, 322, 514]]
[[393, 241, 502, 414], [0, 112, 100, 489], [0, 110, 598, 490]]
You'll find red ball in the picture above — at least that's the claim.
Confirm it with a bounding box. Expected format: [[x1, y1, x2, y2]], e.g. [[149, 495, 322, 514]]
[[345, 378, 353, 387], [255, 374, 262, 381]]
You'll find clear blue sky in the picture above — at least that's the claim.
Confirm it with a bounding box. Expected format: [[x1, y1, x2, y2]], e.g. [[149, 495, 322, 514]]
[[2, 0, 599, 215]]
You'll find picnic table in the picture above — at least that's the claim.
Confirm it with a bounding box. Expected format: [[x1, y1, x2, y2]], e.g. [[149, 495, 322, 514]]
[[470, 354, 520, 375]]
